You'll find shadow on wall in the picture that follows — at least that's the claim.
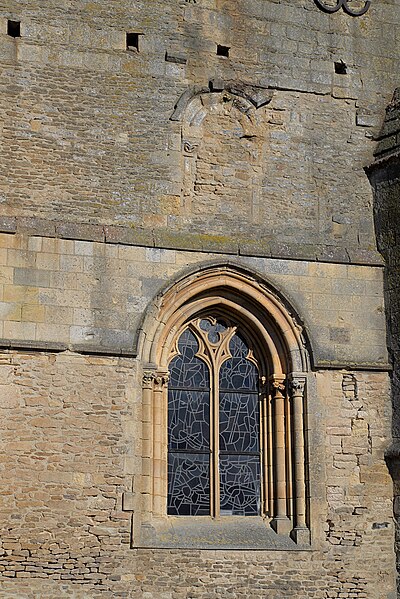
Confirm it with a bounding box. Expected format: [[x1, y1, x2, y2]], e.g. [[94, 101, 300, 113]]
[[366, 87, 400, 595]]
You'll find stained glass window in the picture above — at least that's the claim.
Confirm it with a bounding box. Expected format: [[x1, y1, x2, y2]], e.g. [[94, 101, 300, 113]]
[[168, 329, 211, 515], [167, 319, 261, 517]]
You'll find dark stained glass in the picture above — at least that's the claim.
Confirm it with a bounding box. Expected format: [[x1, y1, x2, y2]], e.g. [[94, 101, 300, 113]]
[[168, 327, 211, 515], [168, 389, 210, 451], [219, 332, 261, 516], [199, 318, 227, 344], [168, 323, 261, 518], [169, 329, 209, 389], [219, 333, 258, 391], [219, 391, 259, 453], [167, 453, 210, 515], [219, 455, 260, 516]]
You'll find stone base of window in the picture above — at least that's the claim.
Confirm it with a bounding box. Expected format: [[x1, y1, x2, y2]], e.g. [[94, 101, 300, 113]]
[[270, 515, 292, 536], [291, 526, 311, 545], [133, 517, 312, 550]]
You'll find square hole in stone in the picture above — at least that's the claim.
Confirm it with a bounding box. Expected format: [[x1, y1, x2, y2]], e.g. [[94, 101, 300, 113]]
[[217, 44, 230, 57], [7, 20, 20, 38], [334, 61, 347, 75], [126, 32, 140, 51]]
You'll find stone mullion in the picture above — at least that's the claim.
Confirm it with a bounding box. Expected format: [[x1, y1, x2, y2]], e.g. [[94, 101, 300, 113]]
[[211, 360, 219, 518], [267, 391, 274, 517], [161, 375, 169, 515], [270, 374, 291, 535], [289, 374, 310, 544], [285, 387, 293, 520]]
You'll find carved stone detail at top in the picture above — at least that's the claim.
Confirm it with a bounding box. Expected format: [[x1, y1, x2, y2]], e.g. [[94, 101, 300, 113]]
[[271, 376, 286, 396], [290, 377, 306, 395], [142, 371, 169, 388]]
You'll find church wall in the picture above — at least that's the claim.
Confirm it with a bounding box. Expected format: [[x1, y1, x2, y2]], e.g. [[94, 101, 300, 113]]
[[0, 0, 399, 256], [0, 232, 396, 598], [1, 0, 399, 596], [0, 350, 395, 598], [0, 232, 387, 368]]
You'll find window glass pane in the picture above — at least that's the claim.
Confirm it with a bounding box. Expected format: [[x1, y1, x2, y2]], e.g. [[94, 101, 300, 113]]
[[219, 333, 258, 391], [199, 318, 227, 344], [169, 329, 209, 389], [219, 455, 260, 516], [219, 391, 259, 453], [168, 389, 210, 451], [167, 453, 210, 516]]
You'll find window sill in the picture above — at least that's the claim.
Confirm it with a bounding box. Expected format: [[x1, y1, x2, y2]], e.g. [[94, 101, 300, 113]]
[[135, 516, 311, 550]]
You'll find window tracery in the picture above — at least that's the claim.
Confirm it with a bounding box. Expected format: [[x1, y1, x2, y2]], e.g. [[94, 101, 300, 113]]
[[137, 265, 311, 546], [167, 317, 262, 517]]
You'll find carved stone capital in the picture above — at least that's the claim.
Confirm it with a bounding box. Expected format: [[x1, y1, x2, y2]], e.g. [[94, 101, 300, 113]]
[[182, 140, 198, 154], [142, 371, 169, 389], [153, 373, 169, 390], [289, 375, 306, 396], [270, 375, 286, 396], [142, 371, 156, 388]]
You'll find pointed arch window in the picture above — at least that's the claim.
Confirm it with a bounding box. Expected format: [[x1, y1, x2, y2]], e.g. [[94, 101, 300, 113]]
[[167, 316, 263, 517], [137, 266, 312, 547]]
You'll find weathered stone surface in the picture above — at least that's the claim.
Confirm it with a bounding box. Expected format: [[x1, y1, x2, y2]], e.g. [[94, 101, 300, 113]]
[[0, 232, 389, 368], [367, 88, 400, 597], [0, 356, 395, 597], [0, 0, 399, 597], [0, 0, 397, 255]]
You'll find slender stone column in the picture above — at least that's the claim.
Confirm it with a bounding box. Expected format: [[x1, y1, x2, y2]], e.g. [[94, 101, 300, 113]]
[[289, 374, 310, 544], [142, 371, 155, 515], [152, 372, 169, 516], [260, 377, 269, 515], [270, 374, 291, 535]]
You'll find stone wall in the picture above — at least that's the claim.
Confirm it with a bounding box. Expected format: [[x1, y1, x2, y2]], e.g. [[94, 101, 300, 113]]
[[0, 231, 388, 367], [0, 0, 398, 256], [0, 346, 396, 598], [1, 0, 399, 597], [367, 88, 400, 597]]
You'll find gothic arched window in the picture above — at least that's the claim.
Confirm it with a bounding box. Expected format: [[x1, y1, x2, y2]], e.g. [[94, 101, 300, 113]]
[[167, 316, 262, 517], [137, 265, 311, 547]]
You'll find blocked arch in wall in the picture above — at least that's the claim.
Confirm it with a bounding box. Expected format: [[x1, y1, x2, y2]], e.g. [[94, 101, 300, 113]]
[[137, 264, 312, 547]]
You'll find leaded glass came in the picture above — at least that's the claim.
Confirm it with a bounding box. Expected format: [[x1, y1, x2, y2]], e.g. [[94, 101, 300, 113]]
[[167, 319, 261, 517]]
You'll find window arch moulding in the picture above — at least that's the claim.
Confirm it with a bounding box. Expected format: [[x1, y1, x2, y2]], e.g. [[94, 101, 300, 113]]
[[134, 264, 313, 549]]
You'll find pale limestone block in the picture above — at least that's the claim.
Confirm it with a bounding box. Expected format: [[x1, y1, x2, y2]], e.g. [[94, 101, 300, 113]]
[[3, 285, 38, 303], [118, 246, 147, 262], [36, 253, 60, 271], [45, 306, 74, 325], [27, 237, 42, 252], [0, 248, 7, 266], [0, 302, 21, 321], [0, 385, 21, 408], [72, 308, 95, 326], [0, 234, 20, 249], [21, 304, 45, 323], [74, 240, 94, 256], [60, 255, 84, 273], [0, 266, 12, 284], [3, 321, 36, 340], [55, 239, 75, 255], [7, 249, 36, 269]]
